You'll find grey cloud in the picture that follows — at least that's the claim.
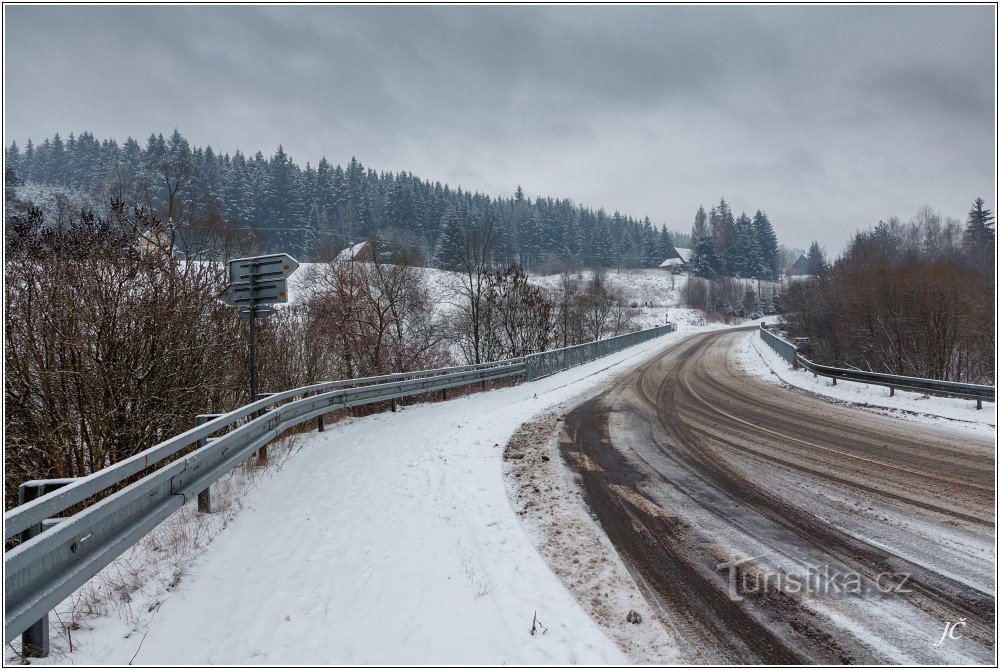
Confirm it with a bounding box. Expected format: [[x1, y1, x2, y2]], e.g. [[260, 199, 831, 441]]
[[3, 5, 995, 251]]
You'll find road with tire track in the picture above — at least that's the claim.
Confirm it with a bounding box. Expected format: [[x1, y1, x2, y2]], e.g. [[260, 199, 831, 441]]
[[559, 327, 995, 664]]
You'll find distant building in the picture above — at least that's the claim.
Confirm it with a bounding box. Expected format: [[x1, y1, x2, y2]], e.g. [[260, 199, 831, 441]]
[[135, 228, 179, 259], [785, 254, 811, 276], [336, 240, 375, 263], [658, 246, 691, 270]]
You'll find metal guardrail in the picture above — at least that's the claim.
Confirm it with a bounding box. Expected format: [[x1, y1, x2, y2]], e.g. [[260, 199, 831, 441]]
[[758, 323, 995, 408], [525, 322, 676, 379], [759, 325, 798, 367], [4, 323, 676, 655]]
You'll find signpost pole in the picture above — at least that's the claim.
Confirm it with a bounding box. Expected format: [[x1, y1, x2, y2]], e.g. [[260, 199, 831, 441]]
[[222, 253, 299, 467], [247, 264, 267, 464], [250, 305, 267, 464], [249, 304, 258, 406]]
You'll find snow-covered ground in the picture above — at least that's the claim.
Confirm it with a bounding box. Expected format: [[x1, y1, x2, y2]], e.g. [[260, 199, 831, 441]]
[[20, 316, 736, 665], [289, 263, 697, 332], [738, 330, 996, 436]]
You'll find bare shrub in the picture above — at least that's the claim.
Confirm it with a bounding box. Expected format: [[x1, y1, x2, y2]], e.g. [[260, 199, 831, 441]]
[[481, 265, 554, 360], [4, 202, 246, 508], [782, 212, 994, 383], [304, 238, 450, 378]]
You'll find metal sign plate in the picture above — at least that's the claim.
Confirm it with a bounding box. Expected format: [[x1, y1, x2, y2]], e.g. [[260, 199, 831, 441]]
[[221, 279, 289, 306], [228, 253, 300, 283]]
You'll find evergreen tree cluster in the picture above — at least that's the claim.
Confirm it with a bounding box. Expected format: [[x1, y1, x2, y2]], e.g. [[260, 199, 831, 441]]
[[688, 198, 781, 279], [5, 130, 679, 269]]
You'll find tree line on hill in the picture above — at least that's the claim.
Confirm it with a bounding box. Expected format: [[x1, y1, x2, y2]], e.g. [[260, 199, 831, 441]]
[[782, 199, 995, 384], [5, 130, 688, 270]]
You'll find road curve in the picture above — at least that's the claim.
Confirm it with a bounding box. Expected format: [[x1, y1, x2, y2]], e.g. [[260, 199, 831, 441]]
[[560, 327, 995, 664]]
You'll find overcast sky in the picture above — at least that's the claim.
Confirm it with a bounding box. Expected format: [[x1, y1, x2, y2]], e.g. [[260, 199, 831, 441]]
[[4, 5, 996, 250]]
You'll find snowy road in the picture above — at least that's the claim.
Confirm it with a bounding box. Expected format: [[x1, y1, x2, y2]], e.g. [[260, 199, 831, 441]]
[[50, 329, 696, 665], [556, 328, 995, 663]]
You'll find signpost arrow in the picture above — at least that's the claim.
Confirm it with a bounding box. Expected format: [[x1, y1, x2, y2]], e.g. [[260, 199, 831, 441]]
[[228, 253, 299, 283], [221, 279, 289, 307]]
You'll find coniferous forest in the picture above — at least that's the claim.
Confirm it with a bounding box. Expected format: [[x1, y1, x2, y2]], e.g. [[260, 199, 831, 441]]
[[4, 130, 700, 270]]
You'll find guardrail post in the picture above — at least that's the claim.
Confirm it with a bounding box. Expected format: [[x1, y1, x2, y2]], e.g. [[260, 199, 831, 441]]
[[20, 549, 47, 657], [317, 412, 325, 432], [831, 376, 836, 386], [255, 393, 276, 465], [889, 386, 894, 397], [442, 388, 447, 401], [194, 414, 223, 513], [977, 398, 982, 410], [390, 397, 397, 412], [16, 480, 75, 658]]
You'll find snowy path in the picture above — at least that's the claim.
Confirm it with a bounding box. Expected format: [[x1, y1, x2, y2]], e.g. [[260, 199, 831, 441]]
[[53, 330, 698, 665]]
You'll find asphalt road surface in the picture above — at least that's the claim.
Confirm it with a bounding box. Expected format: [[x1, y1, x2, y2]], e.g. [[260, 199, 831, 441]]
[[560, 328, 995, 664]]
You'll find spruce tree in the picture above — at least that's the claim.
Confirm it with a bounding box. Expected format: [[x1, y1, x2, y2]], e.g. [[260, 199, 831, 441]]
[[657, 226, 675, 261], [752, 210, 779, 279], [806, 241, 826, 275], [690, 205, 719, 275], [963, 197, 995, 254], [732, 212, 758, 277], [709, 198, 736, 274]]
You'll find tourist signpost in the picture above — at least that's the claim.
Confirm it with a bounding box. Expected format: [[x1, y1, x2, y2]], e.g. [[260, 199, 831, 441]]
[[222, 254, 300, 408]]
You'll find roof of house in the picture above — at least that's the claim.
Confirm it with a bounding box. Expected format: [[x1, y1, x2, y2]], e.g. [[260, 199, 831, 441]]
[[658, 246, 692, 268], [336, 240, 372, 261], [787, 253, 811, 275]]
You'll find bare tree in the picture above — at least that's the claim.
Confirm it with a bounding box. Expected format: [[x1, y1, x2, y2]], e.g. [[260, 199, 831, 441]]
[[307, 238, 448, 377], [444, 204, 501, 364]]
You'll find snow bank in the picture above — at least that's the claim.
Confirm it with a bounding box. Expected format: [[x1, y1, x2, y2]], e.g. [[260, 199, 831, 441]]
[[32, 326, 712, 665], [738, 331, 996, 436], [503, 416, 684, 663]]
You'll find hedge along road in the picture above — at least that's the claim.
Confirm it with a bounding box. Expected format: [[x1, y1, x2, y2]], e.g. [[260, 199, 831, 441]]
[[559, 327, 994, 664]]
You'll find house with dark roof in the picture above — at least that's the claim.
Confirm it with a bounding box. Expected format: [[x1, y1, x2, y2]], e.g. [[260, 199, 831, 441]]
[[786, 254, 811, 276]]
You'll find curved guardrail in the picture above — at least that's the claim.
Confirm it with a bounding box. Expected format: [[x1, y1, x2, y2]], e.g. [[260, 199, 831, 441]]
[[758, 323, 995, 407], [4, 322, 676, 655]]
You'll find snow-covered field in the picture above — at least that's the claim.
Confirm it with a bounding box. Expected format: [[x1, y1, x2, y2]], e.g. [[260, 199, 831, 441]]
[[19, 313, 735, 665], [289, 263, 697, 332], [738, 330, 996, 436]]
